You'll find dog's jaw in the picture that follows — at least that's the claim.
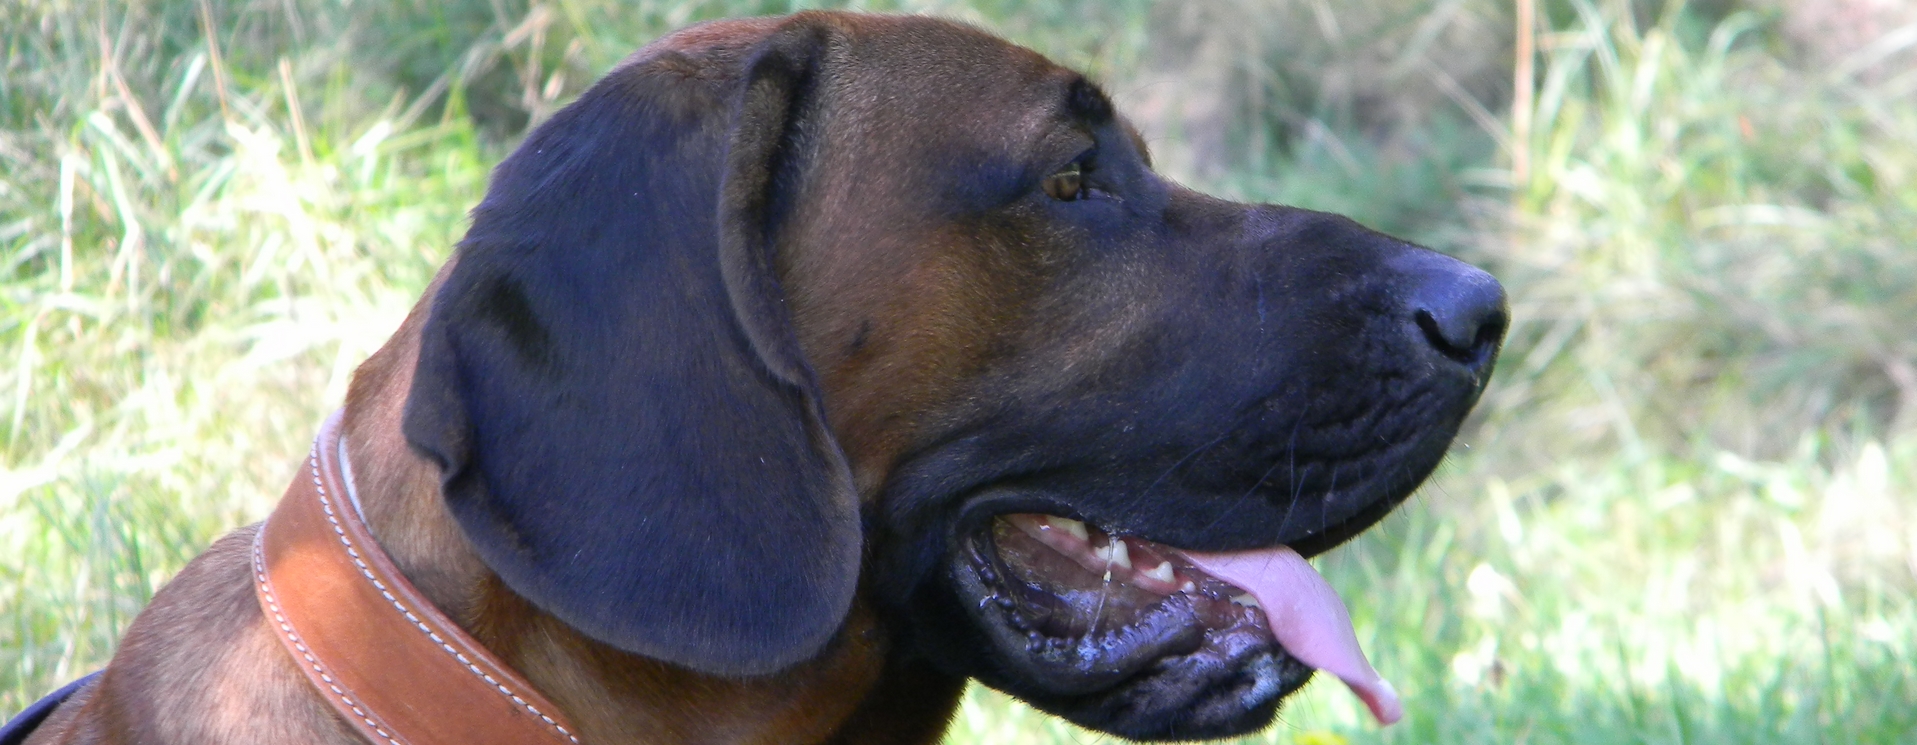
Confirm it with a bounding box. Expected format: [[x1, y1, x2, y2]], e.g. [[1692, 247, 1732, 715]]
[[990, 513, 1401, 724], [930, 508, 1400, 740], [956, 514, 1309, 737]]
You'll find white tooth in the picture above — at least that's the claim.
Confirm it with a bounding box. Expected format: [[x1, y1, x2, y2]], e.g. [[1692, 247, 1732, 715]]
[[1093, 544, 1112, 562], [1050, 517, 1089, 542], [1180, 581, 1197, 594], [1143, 561, 1174, 584], [1230, 593, 1260, 608], [1102, 570, 1113, 583], [1108, 539, 1131, 569]]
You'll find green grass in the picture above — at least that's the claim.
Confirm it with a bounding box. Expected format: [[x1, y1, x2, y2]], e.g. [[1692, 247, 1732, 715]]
[[4, 0, 1914, 742]]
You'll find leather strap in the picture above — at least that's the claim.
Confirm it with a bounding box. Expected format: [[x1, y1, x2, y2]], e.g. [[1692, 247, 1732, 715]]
[[253, 411, 580, 745]]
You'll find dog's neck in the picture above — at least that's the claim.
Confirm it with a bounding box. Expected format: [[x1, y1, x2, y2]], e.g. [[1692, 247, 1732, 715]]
[[334, 285, 491, 624], [319, 272, 950, 744]]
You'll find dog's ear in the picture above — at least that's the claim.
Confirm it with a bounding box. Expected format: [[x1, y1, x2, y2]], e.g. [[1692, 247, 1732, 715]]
[[403, 19, 857, 676]]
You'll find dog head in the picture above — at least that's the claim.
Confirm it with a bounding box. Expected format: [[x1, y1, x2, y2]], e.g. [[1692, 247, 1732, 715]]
[[402, 12, 1504, 740]]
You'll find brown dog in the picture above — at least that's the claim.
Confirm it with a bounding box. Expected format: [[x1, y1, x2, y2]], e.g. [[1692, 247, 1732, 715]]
[[16, 11, 1506, 744]]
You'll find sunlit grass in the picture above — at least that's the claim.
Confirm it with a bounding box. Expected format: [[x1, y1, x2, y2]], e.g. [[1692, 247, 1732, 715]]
[[1477, 1, 1917, 466], [3, 0, 1913, 742], [0, 0, 487, 704]]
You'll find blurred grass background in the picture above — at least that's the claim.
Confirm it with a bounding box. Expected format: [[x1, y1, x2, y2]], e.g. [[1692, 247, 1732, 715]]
[[2, 0, 1913, 741]]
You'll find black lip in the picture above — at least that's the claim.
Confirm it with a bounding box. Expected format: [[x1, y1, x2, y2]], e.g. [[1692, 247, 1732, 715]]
[[963, 532, 1213, 693], [1282, 466, 1430, 557], [948, 517, 1316, 739], [925, 471, 1424, 727]]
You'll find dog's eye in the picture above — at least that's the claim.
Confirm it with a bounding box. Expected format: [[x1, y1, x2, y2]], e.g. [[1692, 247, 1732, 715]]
[[1042, 161, 1086, 201]]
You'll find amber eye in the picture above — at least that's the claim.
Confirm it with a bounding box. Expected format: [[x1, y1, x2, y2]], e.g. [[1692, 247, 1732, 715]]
[[1042, 161, 1085, 201]]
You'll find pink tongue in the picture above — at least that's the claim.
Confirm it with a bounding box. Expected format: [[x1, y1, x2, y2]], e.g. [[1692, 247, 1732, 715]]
[[1181, 546, 1403, 725]]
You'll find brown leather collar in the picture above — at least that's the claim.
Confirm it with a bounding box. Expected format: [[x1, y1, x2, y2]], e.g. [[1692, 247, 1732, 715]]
[[253, 411, 580, 745]]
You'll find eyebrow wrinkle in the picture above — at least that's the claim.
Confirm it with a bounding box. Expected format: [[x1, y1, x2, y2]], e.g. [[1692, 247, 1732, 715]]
[[1066, 77, 1113, 126], [1061, 77, 1153, 166]]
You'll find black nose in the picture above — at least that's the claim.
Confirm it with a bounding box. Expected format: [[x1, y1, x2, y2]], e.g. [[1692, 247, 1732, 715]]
[[1393, 250, 1508, 368]]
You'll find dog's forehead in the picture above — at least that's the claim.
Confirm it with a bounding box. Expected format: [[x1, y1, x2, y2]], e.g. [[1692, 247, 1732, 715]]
[[835, 19, 1086, 141], [636, 13, 1088, 143]]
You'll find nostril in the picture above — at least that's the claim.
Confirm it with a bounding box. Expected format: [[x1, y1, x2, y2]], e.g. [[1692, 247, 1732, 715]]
[[1410, 278, 1508, 366], [1416, 309, 1468, 363], [1387, 247, 1509, 368]]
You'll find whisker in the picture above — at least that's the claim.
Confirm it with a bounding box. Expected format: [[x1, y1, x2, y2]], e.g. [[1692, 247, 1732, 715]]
[[1137, 428, 1234, 501]]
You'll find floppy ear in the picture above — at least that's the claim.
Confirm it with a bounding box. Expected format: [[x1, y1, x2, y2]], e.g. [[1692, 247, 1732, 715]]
[[402, 19, 857, 676]]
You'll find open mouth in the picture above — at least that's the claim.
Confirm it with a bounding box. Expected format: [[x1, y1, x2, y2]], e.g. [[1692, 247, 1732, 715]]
[[973, 513, 1403, 725]]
